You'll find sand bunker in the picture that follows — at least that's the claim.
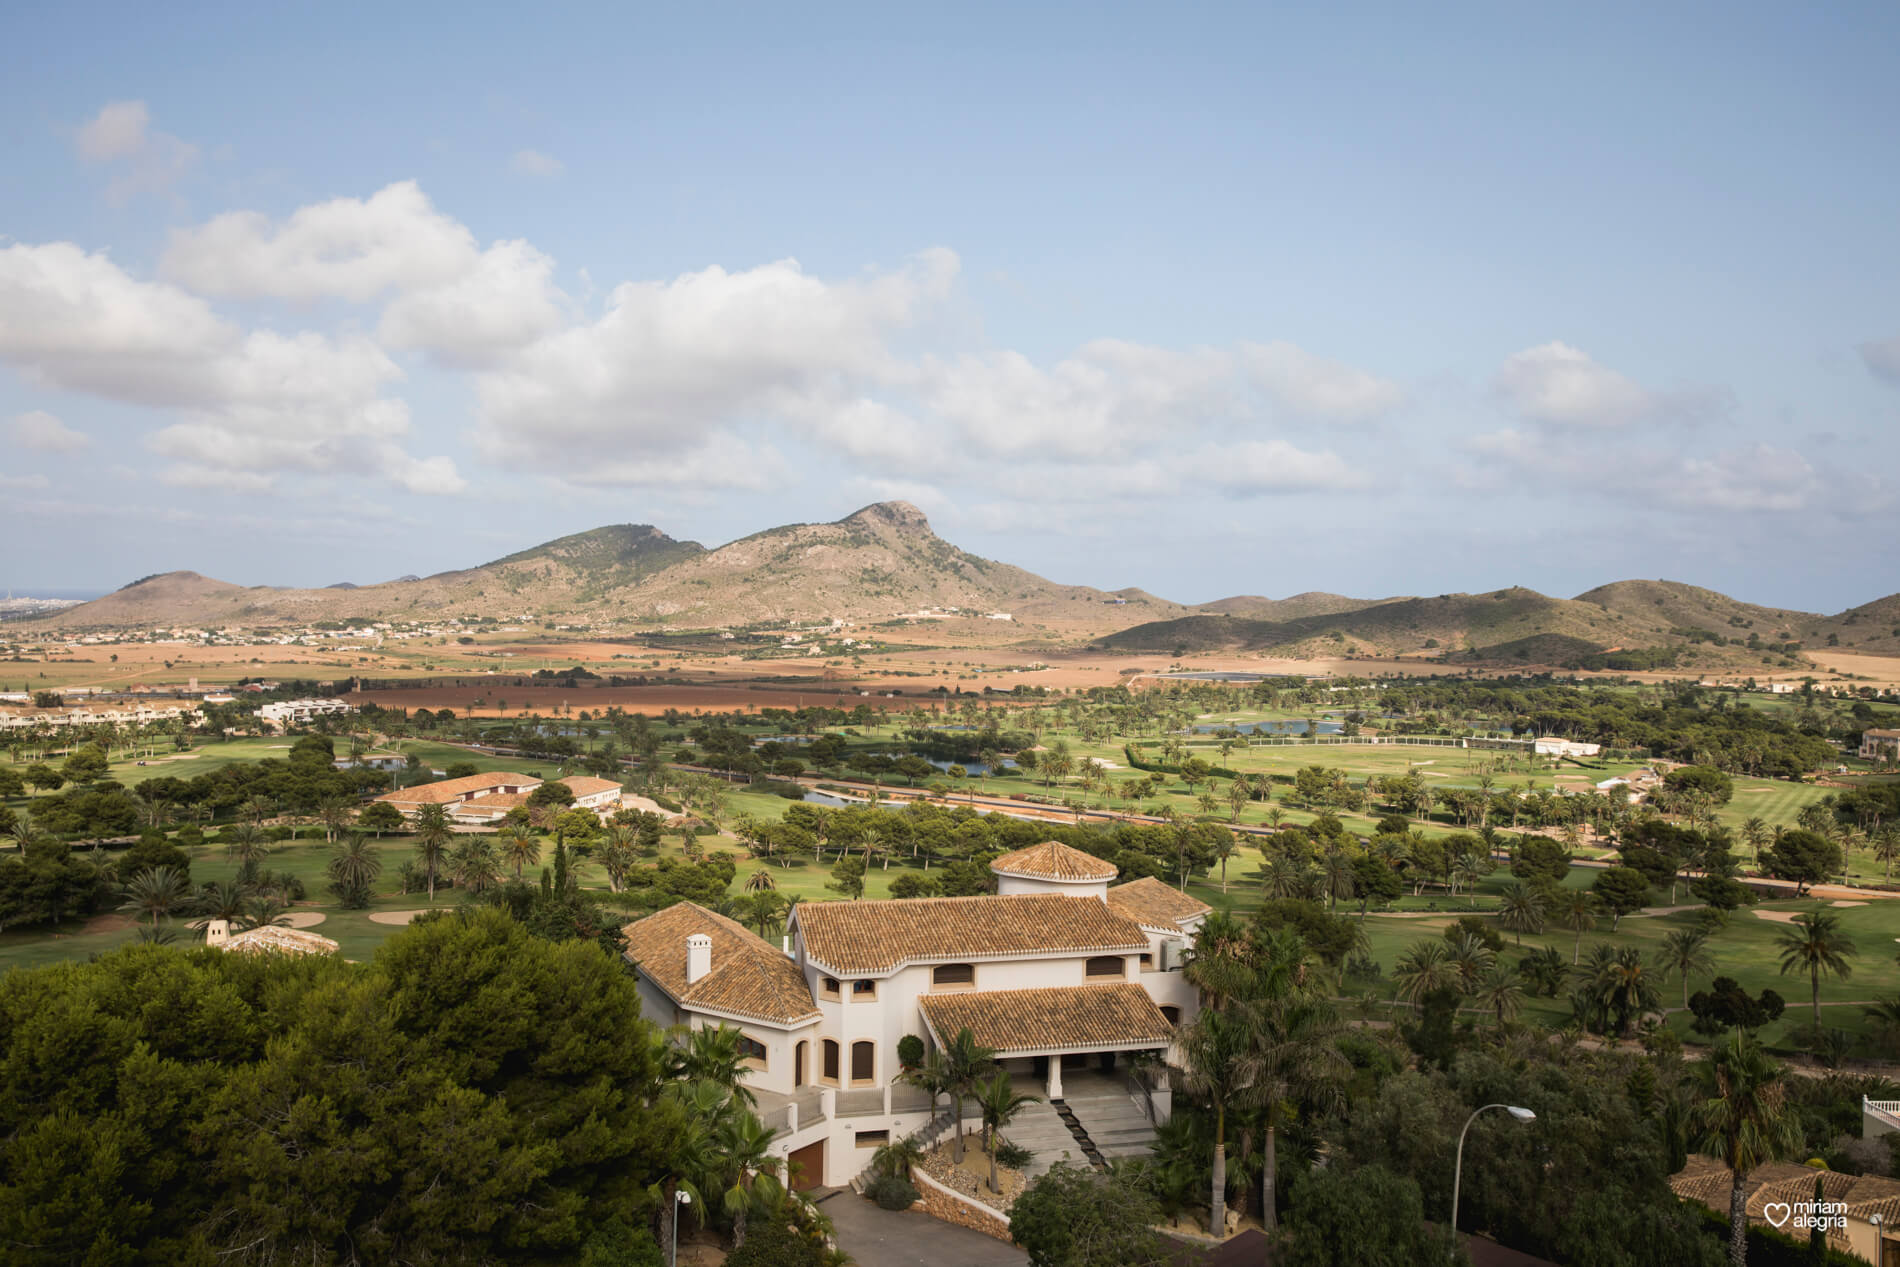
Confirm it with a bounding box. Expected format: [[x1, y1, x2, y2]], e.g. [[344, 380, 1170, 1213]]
[[1830, 900, 1867, 908], [368, 909, 437, 926], [1752, 909, 1803, 924], [282, 911, 327, 928]]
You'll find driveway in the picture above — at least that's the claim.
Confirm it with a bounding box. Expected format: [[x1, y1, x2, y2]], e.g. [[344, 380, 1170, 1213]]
[[819, 1191, 1027, 1267]]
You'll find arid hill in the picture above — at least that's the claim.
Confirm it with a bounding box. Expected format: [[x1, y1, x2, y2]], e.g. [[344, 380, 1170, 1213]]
[[1100, 579, 1900, 669], [32, 518, 1899, 668], [33, 503, 1189, 634]]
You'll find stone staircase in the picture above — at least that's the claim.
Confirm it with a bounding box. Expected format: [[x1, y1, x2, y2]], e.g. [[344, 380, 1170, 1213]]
[[1004, 1097, 1089, 1180], [1064, 1087, 1158, 1164]]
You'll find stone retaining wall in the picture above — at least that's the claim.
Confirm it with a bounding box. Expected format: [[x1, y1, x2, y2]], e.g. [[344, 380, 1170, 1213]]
[[911, 1167, 1015, 1243]]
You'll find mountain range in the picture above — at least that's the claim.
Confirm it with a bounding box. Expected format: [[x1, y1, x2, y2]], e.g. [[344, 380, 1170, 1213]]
[[27, 503, 1900, 666]]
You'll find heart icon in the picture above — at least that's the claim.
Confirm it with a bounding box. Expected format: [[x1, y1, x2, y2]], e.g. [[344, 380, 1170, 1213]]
[[1764, 1202, 1792, 1229]]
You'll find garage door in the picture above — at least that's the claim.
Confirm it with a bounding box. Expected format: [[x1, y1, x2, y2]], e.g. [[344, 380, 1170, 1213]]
[[788, 1141, 825, 1191]]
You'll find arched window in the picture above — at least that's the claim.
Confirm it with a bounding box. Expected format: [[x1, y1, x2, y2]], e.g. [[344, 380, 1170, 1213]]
[[931, 963, 975, 989], [1085, 955, 1125, 979], [822, 1039, 841, 1083], [821, 976, 841, 999], [737, 1034, 767, 1065], [1160, 1005, 1181, 1025], [850, 1040, 875, 1084]]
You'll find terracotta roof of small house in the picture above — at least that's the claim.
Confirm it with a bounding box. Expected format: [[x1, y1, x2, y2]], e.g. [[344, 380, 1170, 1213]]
[[1106, 876, 1211, 933], [377, 771, 541, 805], [222, 925, 340, 956], [622, 901, 819, 1026], [989, 840, 1119, 881], [558, 776, 623, 798], [918, 983, 1175, 1054], [1672, 1156, 1900, 1242], [792, 894, 1149, 975]]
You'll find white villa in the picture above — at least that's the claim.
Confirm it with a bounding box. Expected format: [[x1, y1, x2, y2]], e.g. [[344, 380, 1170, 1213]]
[[621, 840, 1209, 1188], [373, 771, 628, 824]]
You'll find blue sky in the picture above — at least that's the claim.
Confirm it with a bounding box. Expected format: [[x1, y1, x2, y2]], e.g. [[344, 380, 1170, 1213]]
[[3, 2, 1896, 611]]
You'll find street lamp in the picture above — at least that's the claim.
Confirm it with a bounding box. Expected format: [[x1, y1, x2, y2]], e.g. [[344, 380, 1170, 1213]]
[[670, 1189, 692, 1267], [1451, 1104, 1535, 1242]]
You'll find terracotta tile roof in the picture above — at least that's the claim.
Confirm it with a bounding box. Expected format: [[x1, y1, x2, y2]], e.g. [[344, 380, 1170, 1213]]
[[223, 925, 339, 956], [1673, 1157, 1900, 1233], [453, 792, 528, 813], [792, 894, 1150, 975], [622, 901, 819, 1026], [1106, 876, 1211, 932], [377, 772, 540, 805], [918, 983, 1174, 1054], [559, 776, 623, 798], [990, 840, 1118, 881]]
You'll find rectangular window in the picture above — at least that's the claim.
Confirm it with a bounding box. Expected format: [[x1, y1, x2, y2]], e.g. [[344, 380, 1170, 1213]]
[[851, 979, 877, 999], [850, 1040, 875, 1083], [823, 1040, 840, 1082], [931, 963, 975, 988], [1139, 953, 1155, 972], [1085, 956, 1126, 979], [821, 976, 840, 999], [856, 1130, 889, 1148]]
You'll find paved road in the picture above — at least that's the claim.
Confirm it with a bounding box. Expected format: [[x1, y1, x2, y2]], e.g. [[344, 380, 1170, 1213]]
[[819, 1192, 1027, 1267]]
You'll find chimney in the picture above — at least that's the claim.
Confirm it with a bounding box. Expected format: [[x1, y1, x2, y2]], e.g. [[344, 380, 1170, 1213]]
[[686, 933, 712, 984], [206, 919, 230, 948]]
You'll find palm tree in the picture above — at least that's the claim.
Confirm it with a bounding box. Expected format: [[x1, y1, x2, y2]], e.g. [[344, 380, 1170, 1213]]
[[1319, 850, 1356, 913], [242, 896, 292, 930], [1657, 928, 1716, 1011], [971, 1068, 1039, 1193], [1553, 888, 1597, 965], [743, 868, 777, 893], [223, 822, 271, 885], [1694, 1032, 1802, 1267], [1495, 882, 1546, 946], [119, 865, 192, 930], [1862, 996, 1900, 1053], [498, 823, 541, 881], [1178, 1004, 1259, 1236], [449, 836, 501, 894], [681, 1024, 759, 1108], [1775, 908, 1858, 1033], [409, 803, 452, 899], [193, 880, 249, 935], [1596, 947, 1662, 1037], [1185, 911, 1258, 1006], [713, 1108, 783, 1250], [1243, 971, 1348, 1229], [1473, 963, 1525, 1027], [941, 1027, 997, 1164], [1446, 933, 1496, 994], [1392, 939, 1457, 1007], [326, 832, 382, 902]]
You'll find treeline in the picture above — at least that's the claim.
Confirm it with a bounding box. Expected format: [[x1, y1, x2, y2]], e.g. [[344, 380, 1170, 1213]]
[[0, 909, 826, 1265]]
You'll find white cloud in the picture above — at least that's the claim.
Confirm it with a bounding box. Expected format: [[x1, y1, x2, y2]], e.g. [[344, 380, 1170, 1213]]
[[511, 149, 565, 177], [1493, 341, 1656, 427], [378, 239, 567, 366], [161, 180, 480, 301], [1242, 340, 1403, 422], [76, 101, 151, 160], [72, 100, 199, 200], [0, 242, 461, 494], [473, 249, 958, 472], [1659, 445, 1818, 513], [1206, 439, 1367, 492], [1860, 336, 1900, 387], [7, 410, 90, 453], [917, 340, 1239, 460], [1492, 341, 1731, 431]]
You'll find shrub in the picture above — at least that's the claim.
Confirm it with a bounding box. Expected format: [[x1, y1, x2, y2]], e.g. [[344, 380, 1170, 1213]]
[[871, 1175, 920, 1210], [996, 1140, 1034, 1170], [897, 1034, 925, 1070], [722, 1217, 826, 1267]]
